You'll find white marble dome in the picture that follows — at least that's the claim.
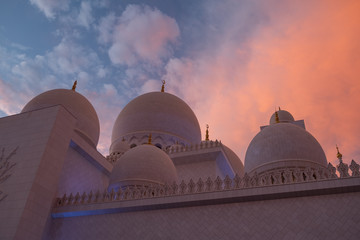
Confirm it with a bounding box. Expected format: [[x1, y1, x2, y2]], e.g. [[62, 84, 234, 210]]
[[111, 92, 201, 147], [109, 138, 130, 155], [270, 110, 295, 124], [244, 123, 327, 173], [222, 144, 245, 177], [108, 144, 178, 190], [21, 89, 100, 148]]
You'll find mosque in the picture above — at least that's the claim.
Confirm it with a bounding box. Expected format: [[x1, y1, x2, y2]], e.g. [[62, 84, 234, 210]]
[[0, 81, 359, 240]]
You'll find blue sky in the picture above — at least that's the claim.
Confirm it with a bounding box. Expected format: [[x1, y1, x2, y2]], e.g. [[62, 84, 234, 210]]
[[1, 0, 360, 165]]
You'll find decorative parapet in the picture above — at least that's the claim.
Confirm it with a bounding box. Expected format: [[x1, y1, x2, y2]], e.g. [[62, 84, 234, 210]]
[[105, 153, 123, 164], [54, 159, 360, 208], [105, 140, 223, 164], [167, 140, 222, 154]]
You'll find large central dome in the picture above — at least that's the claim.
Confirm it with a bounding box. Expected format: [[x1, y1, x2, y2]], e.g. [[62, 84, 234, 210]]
[[111, 92, 201, 149]]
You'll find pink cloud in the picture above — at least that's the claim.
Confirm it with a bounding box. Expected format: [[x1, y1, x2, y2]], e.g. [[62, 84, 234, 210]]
[[164, 0, 360, 166], [108, 5, 180, 66]]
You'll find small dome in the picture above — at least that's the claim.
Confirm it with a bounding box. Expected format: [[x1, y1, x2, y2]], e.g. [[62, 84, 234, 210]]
[[109, 139, 130, 155], [244, 123, 327, 173], [111, 92, 201, 147], [221, 144, 245, 177], [270, 110, 295, 124], [21, 89, 100, 147], [109, 144, 178, 190]]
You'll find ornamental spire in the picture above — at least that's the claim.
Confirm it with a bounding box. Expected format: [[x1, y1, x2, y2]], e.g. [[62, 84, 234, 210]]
[[161, 80, 165, 92], [71, 80, 77, 91], [336, 145, 343, 163], [205, 124, 209, 141], [275, 109, 280, 123]]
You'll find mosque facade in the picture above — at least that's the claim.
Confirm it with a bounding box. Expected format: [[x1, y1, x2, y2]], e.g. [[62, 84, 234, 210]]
[[0, 82, 359, 239]]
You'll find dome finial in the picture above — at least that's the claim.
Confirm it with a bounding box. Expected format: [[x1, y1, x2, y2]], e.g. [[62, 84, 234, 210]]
[[161, 80, 165, 92], [279, 106, 281, 111], [71, 80, 77, 91], [148, 133, 152, 145], [275, 109, 280, 123], [205, 124, 209, 141], [336, 144, 343, 162]]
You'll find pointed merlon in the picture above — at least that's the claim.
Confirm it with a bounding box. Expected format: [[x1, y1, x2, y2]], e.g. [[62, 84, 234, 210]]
[[161, 80, 165, 92], [72, 80, 77, 91]]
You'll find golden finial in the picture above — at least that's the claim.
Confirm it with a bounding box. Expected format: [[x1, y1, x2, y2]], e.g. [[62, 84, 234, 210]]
[[275, 109, 280, 123], [161, 80, 165, 92], [279, 106, 281, 111], [336, 144, 343, 162], [71, 80, 77, 91], [205, 124, 209, 141], [148, 134, 152, 145]]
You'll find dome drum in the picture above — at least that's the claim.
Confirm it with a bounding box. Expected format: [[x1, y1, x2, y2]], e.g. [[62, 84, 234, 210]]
[[247, 159, 327, 175]]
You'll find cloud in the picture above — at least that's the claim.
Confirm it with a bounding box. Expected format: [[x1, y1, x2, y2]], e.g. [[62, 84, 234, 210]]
[[164, 0, 360, 166], [46, 39, 100, 75], [105, 5, 180, 66], [96, 12, 117, 45], [77, 1, 94, 29], [85, 84, 125, 154], [29, 0, 70, 19], [0, 38, 102, 115]]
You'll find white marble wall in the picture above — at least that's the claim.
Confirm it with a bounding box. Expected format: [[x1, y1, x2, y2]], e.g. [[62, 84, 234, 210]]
[[0, 106, 76, 240], [48, 191, 360, 239]]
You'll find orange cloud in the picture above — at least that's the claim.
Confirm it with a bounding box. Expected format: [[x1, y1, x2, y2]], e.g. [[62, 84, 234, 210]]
[[165, 0, 360, 166]]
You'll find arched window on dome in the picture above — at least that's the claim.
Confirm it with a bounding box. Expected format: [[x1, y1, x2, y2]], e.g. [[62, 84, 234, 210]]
[[130, 144, 137, 148]]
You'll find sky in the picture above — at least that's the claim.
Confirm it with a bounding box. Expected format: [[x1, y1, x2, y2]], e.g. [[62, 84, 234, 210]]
[[0, 0, 359, 167]]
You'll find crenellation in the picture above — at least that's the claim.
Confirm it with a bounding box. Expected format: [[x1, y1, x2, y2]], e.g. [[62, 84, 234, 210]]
[[337, 161, 350, 178], [171, 181, 178, 195], [53, 161, 360, 209], [304, 167, 315, 181], [250, 172, 260, 187], [223, 175, 232, 190], [179, 180, 187, 194], [94, 190, 101, 202], [196, 178, 204, 192], [283, 168, 292, 184], [327, 163, 338, 179], [261, 173, 271, 186], [80, 192, 87, 203], [188, 179, 195, 193], [214, 176, 223, 191], [350, 160, 360, 176], [205, 177, 213, 192], [233, 174, 241, 189], [74, 192, 80, 204], [242, 173, 250, 188]]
